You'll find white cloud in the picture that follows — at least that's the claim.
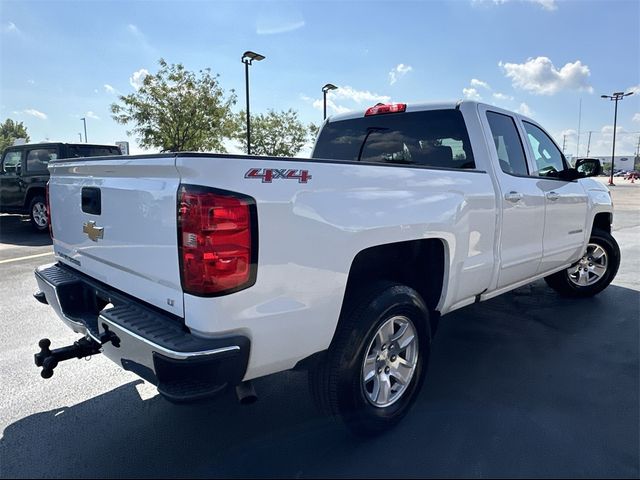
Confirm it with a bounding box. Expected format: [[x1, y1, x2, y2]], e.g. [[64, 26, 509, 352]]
[[499, 56, 593, 95], [312, 98, 350, 115], [493, 92, 514, 101], [463, 87, 482, 101], [471, 78, 491, 90], [127, 24, 141, 36], [389, 64, 413, 85], [104, 84, 118, 94], [24, 109, 47, 120], [257, 19, 305, 35], [530, 0, 557, 10], [85, 111, 100, 120], [472, 0, 557, 11], [632, 113, 640, 123], [129, 69, 149, 90], [332, 85, 390, 104], [27, 79, 35, 85], [627, 85, 640, 95], [2, 21, 20, 34], [302, 86, 390, 117], [517, 102, 533, 116]]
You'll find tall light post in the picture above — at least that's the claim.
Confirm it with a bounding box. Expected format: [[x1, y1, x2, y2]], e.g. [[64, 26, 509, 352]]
[[322, 83, 338, 120], [81, 117, 88, 143], [241, 51, 265, 155], [601, 91, 633, 186]]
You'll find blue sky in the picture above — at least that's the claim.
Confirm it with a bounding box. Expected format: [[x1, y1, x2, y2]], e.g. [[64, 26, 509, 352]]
[[1, 0, 639, 157]]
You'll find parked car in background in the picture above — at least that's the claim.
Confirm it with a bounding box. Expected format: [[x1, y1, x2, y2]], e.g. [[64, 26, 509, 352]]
[[0, 142, 122, 231]]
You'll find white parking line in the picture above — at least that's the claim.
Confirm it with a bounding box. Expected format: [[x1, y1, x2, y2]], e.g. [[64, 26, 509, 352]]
[[0, 252, 54, 265]]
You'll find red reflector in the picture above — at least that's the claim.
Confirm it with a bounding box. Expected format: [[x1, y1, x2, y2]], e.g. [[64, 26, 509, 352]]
[[178, 185, 257, 296], [364, 103, 407, 116]]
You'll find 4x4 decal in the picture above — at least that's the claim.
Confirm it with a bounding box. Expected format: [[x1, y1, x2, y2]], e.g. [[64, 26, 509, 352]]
[[245, 168, 312, 184]]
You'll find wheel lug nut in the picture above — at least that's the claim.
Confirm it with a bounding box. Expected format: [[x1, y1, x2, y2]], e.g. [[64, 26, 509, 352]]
[[385, 366, 390, 374], [589, 263, 593, 267], [381, 344, 387, 351], [377, 368, 382, 374], [391, 355, 397, 362]]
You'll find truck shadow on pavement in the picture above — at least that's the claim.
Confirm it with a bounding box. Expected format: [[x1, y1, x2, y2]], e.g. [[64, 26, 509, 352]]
[[1, 281, 638, 478], [0, 215, 52, 247]]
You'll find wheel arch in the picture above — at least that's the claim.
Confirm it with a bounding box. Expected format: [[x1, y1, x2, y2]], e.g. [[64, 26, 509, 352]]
[[338, 238, 447, 339]]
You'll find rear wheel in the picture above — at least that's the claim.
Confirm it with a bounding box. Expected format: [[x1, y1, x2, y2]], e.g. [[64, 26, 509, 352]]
[[309, 282, 431, 436], [29, 196, 49, 233], [544, 228, 620, 297]]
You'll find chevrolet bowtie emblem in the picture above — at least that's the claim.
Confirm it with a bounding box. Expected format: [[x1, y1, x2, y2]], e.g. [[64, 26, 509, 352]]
[[83, 221, 104, 242]]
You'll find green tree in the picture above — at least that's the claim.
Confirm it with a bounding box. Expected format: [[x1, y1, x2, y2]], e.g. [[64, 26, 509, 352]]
[[111, 58, 237, 152], [235, 109, 318, 157], [0, 119, 30, 152]]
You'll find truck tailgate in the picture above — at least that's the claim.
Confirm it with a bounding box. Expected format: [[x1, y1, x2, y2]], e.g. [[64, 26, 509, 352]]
[[48, 155, 184, 317]]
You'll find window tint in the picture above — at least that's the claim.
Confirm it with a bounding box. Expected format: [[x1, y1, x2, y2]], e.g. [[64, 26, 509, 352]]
[[67, 145, 121, 158], [26, 148, 57, 172], [2, 151, 22, 173], [312, 109, 475, 170], [485, 111, 529, 176], [522, 121, 566, 177]]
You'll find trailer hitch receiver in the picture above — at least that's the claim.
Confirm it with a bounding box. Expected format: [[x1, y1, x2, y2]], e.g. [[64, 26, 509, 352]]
[[34, 329, 120, 379]]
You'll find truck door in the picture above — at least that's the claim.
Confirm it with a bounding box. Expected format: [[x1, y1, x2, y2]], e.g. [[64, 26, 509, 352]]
[[521, 121, 588, 272], [0, 149, 24, 208], [482, 108, 545, 288]]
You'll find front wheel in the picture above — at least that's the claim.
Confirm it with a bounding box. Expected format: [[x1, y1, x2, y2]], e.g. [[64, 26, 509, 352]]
[[29, 196, 49, 233], [544, 228, 620, 297], [309, 282, 431, 436]]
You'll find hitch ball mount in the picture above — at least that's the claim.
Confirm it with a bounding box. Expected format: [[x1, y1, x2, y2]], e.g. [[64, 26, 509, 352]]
[[34, 327, 120, 379]]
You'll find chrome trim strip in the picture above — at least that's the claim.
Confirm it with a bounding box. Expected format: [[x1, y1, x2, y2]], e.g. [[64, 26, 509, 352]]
[[99, 314, 240, 360]]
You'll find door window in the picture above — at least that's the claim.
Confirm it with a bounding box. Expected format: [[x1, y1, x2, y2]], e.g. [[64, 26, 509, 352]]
[[522, 121, 566, 177], [26, 148, 57, 173], [2, 151, 22, 173], [485, 111, 529, 176]]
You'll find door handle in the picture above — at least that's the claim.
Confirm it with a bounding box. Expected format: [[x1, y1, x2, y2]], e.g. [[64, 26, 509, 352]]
[[504, 191, 524, 203], [546, 191, 560, 201]]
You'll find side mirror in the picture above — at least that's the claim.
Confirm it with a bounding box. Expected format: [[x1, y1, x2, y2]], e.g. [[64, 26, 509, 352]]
[[15, 163, 22, 176], [575, 158, 602, 177]]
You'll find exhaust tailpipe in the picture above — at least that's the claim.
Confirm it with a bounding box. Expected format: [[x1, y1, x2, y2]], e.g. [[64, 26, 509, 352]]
[[235, 380, 257, 405]]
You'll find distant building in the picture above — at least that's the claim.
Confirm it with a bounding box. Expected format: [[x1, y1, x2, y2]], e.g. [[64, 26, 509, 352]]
[[569, 155, 639, 171]]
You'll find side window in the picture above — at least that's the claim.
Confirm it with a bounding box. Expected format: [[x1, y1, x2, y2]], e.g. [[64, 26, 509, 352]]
[[1, 151, 23, 174], [26, 148, 57, 173], [485, 111, 529, 176], [522, 121, 566, 177]]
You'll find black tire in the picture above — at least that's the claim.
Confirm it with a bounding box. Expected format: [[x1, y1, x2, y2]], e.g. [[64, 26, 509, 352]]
[[29, 196, 49, 233], [309, 281, 431, 436], [544, 228, 620, 297]]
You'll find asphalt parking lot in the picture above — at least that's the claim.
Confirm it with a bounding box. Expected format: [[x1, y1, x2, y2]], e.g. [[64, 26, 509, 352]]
[[0, 179, 638, 478]]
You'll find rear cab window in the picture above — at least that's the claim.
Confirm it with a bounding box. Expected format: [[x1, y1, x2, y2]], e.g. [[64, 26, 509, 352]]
[[312, 109, 475, 170], [66, 145, 122, 158]]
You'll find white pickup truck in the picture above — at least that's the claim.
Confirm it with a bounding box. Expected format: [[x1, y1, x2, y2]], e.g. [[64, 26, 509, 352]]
[[33, 101, 618, 435]]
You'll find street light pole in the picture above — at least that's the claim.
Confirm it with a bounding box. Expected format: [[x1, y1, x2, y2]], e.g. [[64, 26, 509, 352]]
[[586, 131, 593, 157], [601, 91, 633, 186], [241, 51, 266, 155], [78, 133, 82, 142], [322, 83, 338, 120], [562, 134, 566, 153], [81, 117, 87, 143]]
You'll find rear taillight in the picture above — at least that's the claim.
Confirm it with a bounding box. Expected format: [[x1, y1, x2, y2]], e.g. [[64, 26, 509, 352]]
[[45, 181, 53, 238], [365, 103, 407, 116], [178, 185, 257, 296]]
